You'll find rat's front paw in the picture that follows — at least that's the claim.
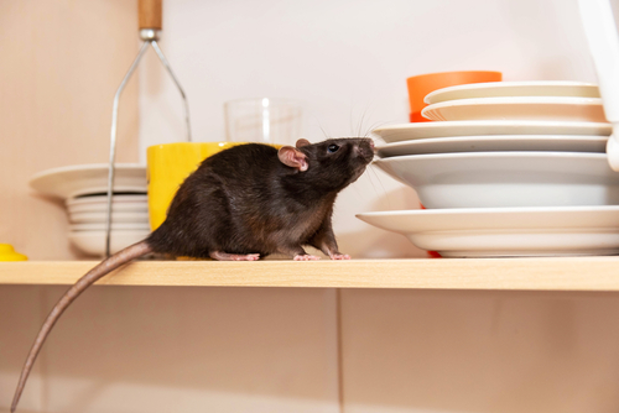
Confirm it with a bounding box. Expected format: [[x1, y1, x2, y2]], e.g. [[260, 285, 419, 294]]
[[294, 254, 321, 261], [329, 253, 351, 260]]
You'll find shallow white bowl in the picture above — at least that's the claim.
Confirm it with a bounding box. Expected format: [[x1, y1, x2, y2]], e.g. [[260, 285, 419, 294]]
[[66, 194, 148, 206], [371, 121, 612, 144], [30, 164, 146, 199], [67, 203, 148, 214], [70, 222, 151, 232], [69, 211, 150, 224], [66, 194, 148, 214], [356, 206, 619, 257], [68, 229, 150, 257], [421, 97, 606, 123], [373, 152, 619, 208], [423, 81, 600, 105], [375, 135, 608, 157]]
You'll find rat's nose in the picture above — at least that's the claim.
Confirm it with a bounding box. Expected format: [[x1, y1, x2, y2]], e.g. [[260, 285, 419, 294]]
[[363, 137, 375, 150], [357, 140, 375, 162]]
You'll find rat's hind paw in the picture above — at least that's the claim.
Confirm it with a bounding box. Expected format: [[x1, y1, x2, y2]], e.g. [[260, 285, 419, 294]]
[[329, 253, 351, 260], [294, 254, 321, 261], [210, 252, 261, 261]]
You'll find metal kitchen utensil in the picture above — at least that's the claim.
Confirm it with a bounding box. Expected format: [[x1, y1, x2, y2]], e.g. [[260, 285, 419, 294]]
[[105, 0, 191, 257]]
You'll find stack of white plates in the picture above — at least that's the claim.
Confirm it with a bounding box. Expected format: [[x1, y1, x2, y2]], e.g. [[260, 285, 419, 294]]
[[360, 81, 619, 257], [30, 164, 149, 257]]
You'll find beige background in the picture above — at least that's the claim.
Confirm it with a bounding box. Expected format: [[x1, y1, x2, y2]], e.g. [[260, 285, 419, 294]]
[[1, 286, 617, 412], [0, 0, 618, 412], [0, 0, 139, 261]]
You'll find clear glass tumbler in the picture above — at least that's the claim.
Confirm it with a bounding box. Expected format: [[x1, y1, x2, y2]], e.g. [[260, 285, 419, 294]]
[[224, 98, 303, 146]]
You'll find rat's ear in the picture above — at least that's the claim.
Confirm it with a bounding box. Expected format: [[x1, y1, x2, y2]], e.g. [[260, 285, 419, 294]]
[[278, 146, 308, 172], [295, 138, 311, 148]]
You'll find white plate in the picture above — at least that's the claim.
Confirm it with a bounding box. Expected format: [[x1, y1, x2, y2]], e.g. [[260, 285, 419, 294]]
[[421, 97, 606, 122], [66, 194, 148, 213], [373, 152, 619, 208], [69, 211, 150, 224], [356, 206, 619, 257], [371, 121, 612, 143], [67, 203, 148, 214], [70, 222, 151, 232], [375, 135, 608, 157], [424, 81, 600, 105], [69, 229, 150, 257], [30, 164, 146, 199], [66, 194, 148, 206]]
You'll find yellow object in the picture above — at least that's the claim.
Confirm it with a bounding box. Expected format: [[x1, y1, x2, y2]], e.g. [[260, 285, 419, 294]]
[[0, 244, 28, 261], [147, 142, 284, 231], [147, 142, 241, 231]]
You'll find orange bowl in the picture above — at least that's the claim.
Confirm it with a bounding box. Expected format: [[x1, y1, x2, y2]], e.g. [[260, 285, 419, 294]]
[[407, 71, 502, 117]]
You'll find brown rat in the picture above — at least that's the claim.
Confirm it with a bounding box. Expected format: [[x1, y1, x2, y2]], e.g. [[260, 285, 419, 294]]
[[11, 137, 374, 412]]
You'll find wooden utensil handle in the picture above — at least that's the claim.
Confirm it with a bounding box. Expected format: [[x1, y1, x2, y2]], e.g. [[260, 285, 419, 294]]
[[139, 0, 162, 30]]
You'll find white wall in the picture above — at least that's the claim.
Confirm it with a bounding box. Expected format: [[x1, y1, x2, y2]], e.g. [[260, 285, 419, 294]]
[[138, 0, 607, 258]]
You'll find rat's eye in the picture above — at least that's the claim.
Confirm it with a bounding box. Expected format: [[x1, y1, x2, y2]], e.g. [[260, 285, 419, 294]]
[[327, 144, 340, 153]]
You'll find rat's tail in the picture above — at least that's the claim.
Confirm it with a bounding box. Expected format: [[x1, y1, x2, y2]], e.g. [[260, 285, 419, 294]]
[[10, 240, 152, 413]]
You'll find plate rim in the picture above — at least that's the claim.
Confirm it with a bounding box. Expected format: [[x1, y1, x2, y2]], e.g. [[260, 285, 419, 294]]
[[371, 120, 612, 136], [372, 150, 611, 163], [375, 134, 609, 151], [356, 205, 619, 218], [423, 81, 600, 104], [29, 163, 146, 181], [421, 96, 603, 114], [29, 163, 147, 199]]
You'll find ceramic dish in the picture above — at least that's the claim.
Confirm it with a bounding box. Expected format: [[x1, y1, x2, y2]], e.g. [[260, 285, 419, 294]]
[[66, 194, 148, 214], [375, 135, 607, 157], [424, 81, 600, 105], [69, 222, 151, 232], [373, 152, 619, 208], [421, 97, 606, 122], [67, 203, 148, 214], [371, 121, 612, 143], [68, 229, 150, 257], [69, 211, 150, 224], [356, 206, 619, 257], [30, 164, 146, 199], [66, 194, 148, 206]]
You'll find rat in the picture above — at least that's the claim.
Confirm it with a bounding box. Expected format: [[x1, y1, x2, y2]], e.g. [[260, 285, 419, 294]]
[[11, 137, 374, 412]]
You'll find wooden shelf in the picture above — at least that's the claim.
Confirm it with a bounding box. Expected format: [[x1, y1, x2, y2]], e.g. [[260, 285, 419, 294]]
[[0, 256, 617, 291]]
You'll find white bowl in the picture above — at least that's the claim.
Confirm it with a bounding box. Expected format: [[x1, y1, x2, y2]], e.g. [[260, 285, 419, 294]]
[[68, 229, 150, 257], [423, 81, 600, 105], [373, 152, 619, 209], [67, 203, 148, 214], [356, 206, 619, 257], [371, 121, 612, 144], [69, 211, 150, 224], [421, 97, 606, 123], [70, 222, 151, 232], [66, 194, 148, 206], [66, 194, 148, 214], [375, 135, 608, 157], [30, 164, 146, 199]]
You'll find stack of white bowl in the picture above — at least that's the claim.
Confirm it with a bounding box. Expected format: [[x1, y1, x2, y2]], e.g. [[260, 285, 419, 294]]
[[359, 81, 619, 257], [29, 163, 149, 257], [66, 194, 150, 256]]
